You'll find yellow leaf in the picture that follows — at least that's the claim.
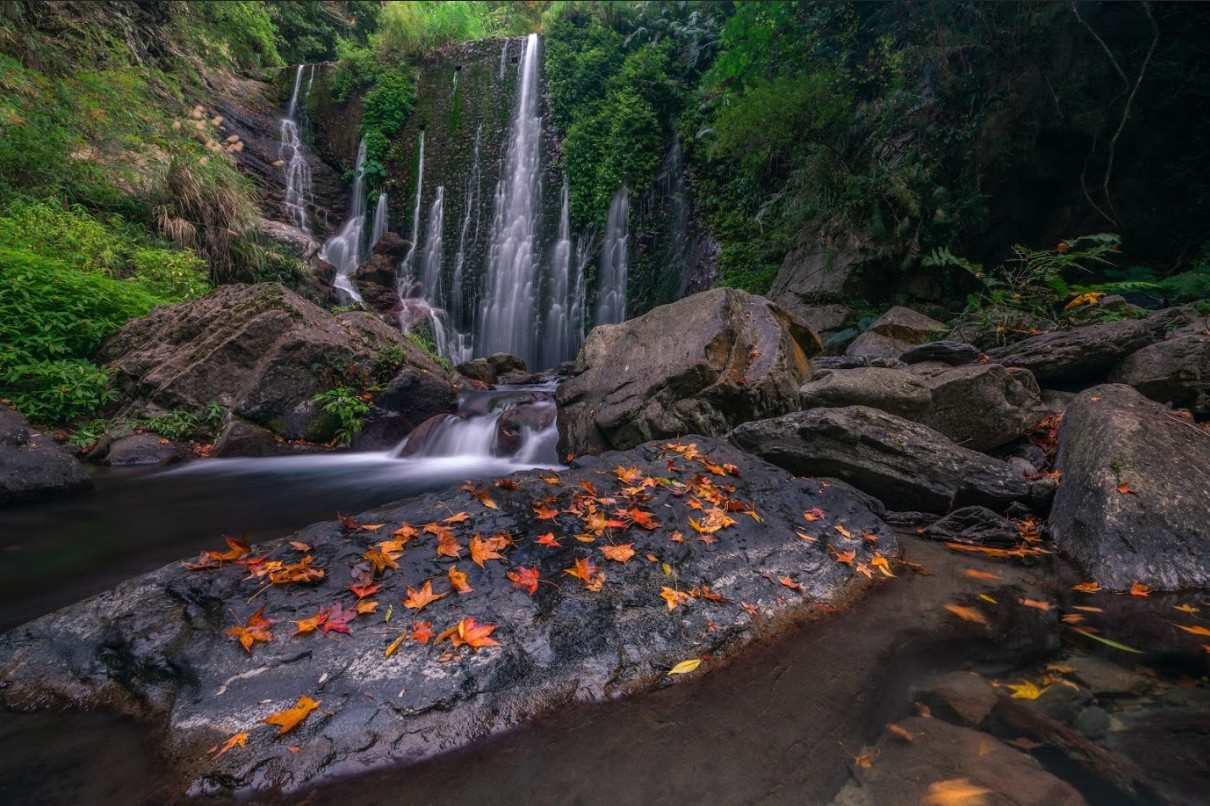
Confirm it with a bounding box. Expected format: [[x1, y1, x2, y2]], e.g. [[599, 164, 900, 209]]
[[1173, 604, 1200, 615], [1005, 680, 1047, 700], [667, 658, 702, 675], [263, 696, 320, 736], [212, 731, 249, 758], [920, 777, 993, 806]]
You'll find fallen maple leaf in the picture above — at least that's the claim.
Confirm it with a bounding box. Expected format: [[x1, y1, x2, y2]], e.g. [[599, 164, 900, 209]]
[[469, 533, 504, 567], [1130, 582, 1151, 598], [1072, 581, 1101, 594], [601, 543, 636, 563], [411, 620, 434, 643], [869, 553, 895, 578], [288, 540, 311, 552], [267, 555, 325, 585], [436, 617, 501, 651], [795, 530, 818, 543], [565, 556, 605, 591], [337, 513, 360, 530], [291, 609, 329, 636], [1173, 604, 1200, 615], [360, 523, 385, 532], [834, 549, 856, 566], [667, 658, 702, 675], [533, 502, 560, 520], [443, 512, 471, 524], [1020, 598, 1052, 611], [1005, 680, 1047, 700], [507, 565, 540, 595], [628, 508, 660, 530], [227, 607, 275, 653], [402, 580, 447, 612], [962, 568, 1000, 581], [363, 545, 400, 574], [263, 696, 320, 736], [448, 565, 473, 594], [614, 465, 643, 484], [495, 478, 520, 490], [886, 722, 915, 742], [661, 587, 692, 611], [434, 529, 463, 559], [211, 731, 249, 758], [943, 604, 989, 626], [834, 524, 852, 539], [1176, 624, 1210, 637], [920, 777, 993, 806], [803, 507, 825, 522], [535, 532, 561, 547], [356, 599, 379, 615], [1116, 482, 1135, 495], [321, 602, 357, 635], [778, 576, 805, 592], [349, 582, 383, 599]]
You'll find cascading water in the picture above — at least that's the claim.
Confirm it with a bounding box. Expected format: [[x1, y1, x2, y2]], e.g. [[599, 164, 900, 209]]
[[451, 123, 483, 348], [541, 179, 580, 369], [398, 130, 426, 285], [370, 191, 389, 250], [280, 65, 313, 233], [596, 187, 630, 325], [318, 137, 369, 304], [479, 33, 543, 366]]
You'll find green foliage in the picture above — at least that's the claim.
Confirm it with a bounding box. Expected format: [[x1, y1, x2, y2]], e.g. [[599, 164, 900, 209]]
[[406, 328, 450, 369], [173, 2, 284, 71], [267, 1, 379, 64], [361, 70, 418, 163], [372, 1, 508, 58], [313, 386, 370, 447]]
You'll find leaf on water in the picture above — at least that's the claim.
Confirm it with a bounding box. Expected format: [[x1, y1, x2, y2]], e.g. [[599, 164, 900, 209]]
[[402, 581, 447, 611], [227, 607, 275, 653], [870, 553, 895, 577], [211, 731, 249, 758], [1072, 605, 1104, 613], [920, 777, 993, 806], [1061, 613, 1084, 624], [1130, 582, 1151, 597], [1005, 680, 1047, 700], [943, 604, 988, 626], [962, 569, 1000, 581], [1072, 580, 1101, 593], [507, 565, 540, 595], [1173, 604, 1200, 615], [1071, 628, 1143, 653], [978, 594, 997, 605], [600, 544, 636, 563], [885, 722, 915, 742], [1020, 598, 1052, 611], [263, 696, 320, 736], [1175, 624, 1210, 637], [448, 565, 473, 594], [667, 658, 702, 676]]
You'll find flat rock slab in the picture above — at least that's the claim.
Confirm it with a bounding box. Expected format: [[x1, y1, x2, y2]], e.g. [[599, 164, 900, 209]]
[[1051, 384, 1210, 590], [0, 437, 894, 798]]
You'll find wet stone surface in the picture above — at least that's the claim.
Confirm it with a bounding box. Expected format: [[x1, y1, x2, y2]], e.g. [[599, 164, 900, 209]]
[[0, 437, 894, 798]]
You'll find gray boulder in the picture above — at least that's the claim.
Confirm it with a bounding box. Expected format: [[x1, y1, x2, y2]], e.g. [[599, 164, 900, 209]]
[[1110, 334, 1210, 415], [0, 437, 893, 797], [0, 405, 93, 506], [799, 367, 931, 419], [557, 288, 820, 456], [845, 306, 947, 360], [728, 407, 1034, 513], [99, 283, 458, 444], [1051, 384, 1210, 590], [899, 340, 981, 366], [987, 318, 1163, 384], [911, 362, 1046, 451], [100, 433, 187, 466]]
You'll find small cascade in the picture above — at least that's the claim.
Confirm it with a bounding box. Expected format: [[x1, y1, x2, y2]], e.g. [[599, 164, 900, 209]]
[[596, 187, 630, 325], [451, 123, 483, 343], [318, 137, 369, 304], [419, 186, 445, 305], [659, 136, 691, 292], [280, 65, 313, 233], [573, 234, 592, 348], [393, 384, 557, 465], [541, 179, 579, 368], [306, 63, 315, 96], [498, 39, 509, 78], [398, 131, 426, 285], [370, 191, 389, 250], [479, 33, 542, 366]]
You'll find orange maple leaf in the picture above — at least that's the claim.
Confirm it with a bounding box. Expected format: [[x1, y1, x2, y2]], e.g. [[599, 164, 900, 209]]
[[208, 534, 251, 562], [392, 522, 419, 541], [443, 512, 471, 524], [1020, 597, 1052, 611], [402, 580, 447, 611], [943, 603, 989, 626], [600, 543, 636, 563], [355, 599, 379, 615], [435, 529, 463, 559], [448, 565, 473, 594], [1116, 482, 1135, 495], [291, 609, 329, 636], [267, 555, 325, 585], [613, 465, 643, 484], [834, 549, 856, 566], [661, 587, 692, 610], [779, 576, 805, 591], [803, 507, 825, 522], [628, 508, 660, 530], [211, 731, 249, 758], [411, 620, 434, 643], [535, 532, 561, 547], [349, 582, 383, 599], [363, 545, 400, 574], [507, 565, 540, 595], [227, 607, 275, 653], [469, 533, 504, 567], [436, 617, 501, 651], [1072, 580, 1101, 594], [1130, 582, 1151, 597], [533, 502, 560, 520], [263, 695, 320, 736], [564, 556, 605, 591]]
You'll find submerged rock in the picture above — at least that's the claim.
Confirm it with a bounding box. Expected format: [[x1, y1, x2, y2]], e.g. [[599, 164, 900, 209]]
[[99, 283, 459, 446], [0, 405, 92, 506], [1050, 384, 1210, 590], [557, 288, 820, 457], [0, 437, 894, 797], [729, 407, 1034, 513]]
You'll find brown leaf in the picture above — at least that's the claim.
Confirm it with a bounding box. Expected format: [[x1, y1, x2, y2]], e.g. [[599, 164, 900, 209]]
[[962, 568, 1000, 581], [600, 543, 636, 563], [402, 580, 447, 612], [288, 541, 312, 552], [886, 722, 915, 742], [448, 565, 473, 594], [1020, 598, 1052, 611], [1072, 580, 1101, 593], [263, 696, 320, 737], [469, 533, 504, 567], [355, 599, 379, 615]]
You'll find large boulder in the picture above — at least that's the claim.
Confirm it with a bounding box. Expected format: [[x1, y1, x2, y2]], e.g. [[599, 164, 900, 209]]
[[1050, 384, 1210, 590], [99, 284, 459, 444], [556, 288, 821, 456], [910, 362, 1046, 451], [0, 405, 92, 506], [728, 407, 1035, 513], [799, 367, 931, 419], [0, 437, 894, 797], [845, 306, 947, 360], [987, 318, 1163, 384], [1110, 334, 1210, 415]]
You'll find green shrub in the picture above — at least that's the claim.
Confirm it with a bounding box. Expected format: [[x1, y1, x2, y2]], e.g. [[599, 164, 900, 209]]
[[0, 359, 114, 424], [313, 386, 370, 447]]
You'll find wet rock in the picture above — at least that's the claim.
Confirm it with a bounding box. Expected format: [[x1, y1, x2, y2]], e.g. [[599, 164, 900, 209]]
[[1103, 701, 1210, 806], [212, 418, 318, 457], [1033, 679, 1096, 725], [495, 402, 555, 457], [100, 284, 459, 443], [393, 413, 458, 457], [810, 355, 903, 372], [987, 318, 1164, 384], [557, 288, 820, 456], [923, 507, 1020, 547], [0, 437, 895, 797], [1067, 656, 1152, 698], [830, 716, 1084, 806], [0, 405, 93, 506], [254, 218, 321, 260], [352, 235, 407, 317], [845, 306, 947, 360], [455, 358, 497, 384], [799, 368, 931, 419], [1110, 334, 1210, 415], [101, 433, 187, 466], [1050, 384, 1210, 590], [915, 671, 998, 727], [373, 366, 459, 430], [728, 407, 1032, 513], [900, 340, 982, 366], [911, 362, 1046, 451]]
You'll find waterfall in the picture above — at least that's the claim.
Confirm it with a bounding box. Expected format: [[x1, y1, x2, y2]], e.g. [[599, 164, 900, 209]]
[[451, 123, 483, 340], [306, 63, 315, 96], [280, 65, 313, 233], [541, 179, 576, 368], [596, 187, 630, 325], [499, 40, 509, 78], [399, 131, 426, 286], [318, 137, 368, 304], [420, 186, 445, 306], [479, 33, 542, 366], [661, 136, 691, 292], [370, 191, 389, 250]]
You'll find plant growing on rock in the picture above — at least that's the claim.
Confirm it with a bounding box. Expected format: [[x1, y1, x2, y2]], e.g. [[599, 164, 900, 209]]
[[313, 386, 370, 447]]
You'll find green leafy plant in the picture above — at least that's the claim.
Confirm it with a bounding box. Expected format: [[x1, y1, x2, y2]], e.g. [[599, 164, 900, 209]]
[[313, 386, 370, 447]]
